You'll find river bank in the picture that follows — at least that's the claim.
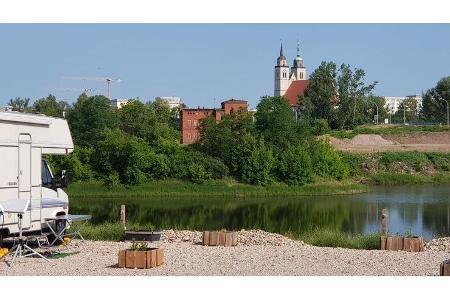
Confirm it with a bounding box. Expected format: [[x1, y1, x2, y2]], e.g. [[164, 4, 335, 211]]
[[2, 230, 449, 276], [66, 179, 368, 198]]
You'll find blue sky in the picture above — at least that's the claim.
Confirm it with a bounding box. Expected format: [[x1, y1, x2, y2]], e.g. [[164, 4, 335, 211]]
[[0, 24, 449, 108]]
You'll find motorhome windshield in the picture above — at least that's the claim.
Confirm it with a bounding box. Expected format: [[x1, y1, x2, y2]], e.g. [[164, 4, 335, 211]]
[[42, 160, 53, 187]]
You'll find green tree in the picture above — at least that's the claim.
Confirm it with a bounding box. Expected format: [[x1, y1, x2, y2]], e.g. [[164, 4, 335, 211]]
[[301, 61, 338, 121], [47, 146, 95, 182], [197, 110, 254, 172], [119, 99, 179, 146], [33, 94, 69, 117], [277, 143, 313, 185], [302, 62, 377, 129], [421, 77, 450, 123], [237, 136, 275, 185], [255, 96, 299, 149], [393, 96, 419, 124], [8, 97, 31, 112], [365, 96, 388, 124], [334, 64, 378, 129], [67, 94, 118, 147]]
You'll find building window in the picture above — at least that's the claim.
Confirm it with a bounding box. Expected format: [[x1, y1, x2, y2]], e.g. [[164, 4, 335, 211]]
[[188, 133, 192, 140], [188, 119, 192, 128], [193, 120, 198, 128]]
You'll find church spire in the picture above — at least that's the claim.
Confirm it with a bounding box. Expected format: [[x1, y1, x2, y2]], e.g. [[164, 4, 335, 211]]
[[280, 42, 284, 57], [296, 40, 300, 57]]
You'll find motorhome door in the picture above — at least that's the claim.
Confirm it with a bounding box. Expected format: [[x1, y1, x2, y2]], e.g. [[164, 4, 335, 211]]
[[18, 133, 32, 229]]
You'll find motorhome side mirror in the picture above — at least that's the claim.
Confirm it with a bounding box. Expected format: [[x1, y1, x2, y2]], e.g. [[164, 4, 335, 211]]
[[61, 170, 68, 188]]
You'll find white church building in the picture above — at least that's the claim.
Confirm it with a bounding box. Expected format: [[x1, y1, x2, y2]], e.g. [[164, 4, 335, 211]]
[[274, 42, 310, 107]]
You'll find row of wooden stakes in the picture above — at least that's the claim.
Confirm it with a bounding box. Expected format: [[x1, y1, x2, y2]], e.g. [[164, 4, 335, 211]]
[[118, 248, 164, 269], [202, 231, 237, 247], [380, 236, 424, 252]]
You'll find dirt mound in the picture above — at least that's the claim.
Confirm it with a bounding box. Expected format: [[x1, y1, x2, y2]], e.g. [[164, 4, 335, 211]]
[[349, 134, 395, 146]]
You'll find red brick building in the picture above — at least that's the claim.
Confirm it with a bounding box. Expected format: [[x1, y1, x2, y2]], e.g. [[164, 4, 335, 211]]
[[180, 99, 248, 145]]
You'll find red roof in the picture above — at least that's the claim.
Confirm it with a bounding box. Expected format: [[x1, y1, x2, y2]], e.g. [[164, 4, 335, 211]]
[[283, 80, 310, 106]]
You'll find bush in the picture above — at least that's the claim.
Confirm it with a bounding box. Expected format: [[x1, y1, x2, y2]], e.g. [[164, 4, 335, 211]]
[[188, 164, 212, 184], [379, 152, 430, 172], [310, 118, 330, 136], [169, 149, 229, 181], [277, 144, 313, 185], [426, 153, 450, 171], [339, 152, 367, 176], [240, 137, 275, 185], [309, 140, 349, 180]]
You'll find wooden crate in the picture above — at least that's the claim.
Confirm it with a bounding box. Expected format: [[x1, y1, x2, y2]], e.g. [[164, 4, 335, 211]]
[[118, 248, 164, 269], [202, 231, 237, 246]]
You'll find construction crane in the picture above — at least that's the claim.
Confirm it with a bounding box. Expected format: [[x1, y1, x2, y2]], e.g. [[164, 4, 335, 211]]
[[63, 76, 122, 99]]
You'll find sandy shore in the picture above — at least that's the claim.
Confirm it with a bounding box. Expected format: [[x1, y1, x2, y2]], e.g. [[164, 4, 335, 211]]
[[1, 230, 449, 276]]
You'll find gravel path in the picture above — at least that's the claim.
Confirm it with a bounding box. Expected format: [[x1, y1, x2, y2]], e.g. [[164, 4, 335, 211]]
[[1, 230, 449, 276]]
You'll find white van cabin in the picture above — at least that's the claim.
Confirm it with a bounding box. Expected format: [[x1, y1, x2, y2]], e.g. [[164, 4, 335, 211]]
[[0, 111, 74, 239]]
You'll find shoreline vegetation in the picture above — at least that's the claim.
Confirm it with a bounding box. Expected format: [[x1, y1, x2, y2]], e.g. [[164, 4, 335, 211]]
[[66, 179, 368, 198]]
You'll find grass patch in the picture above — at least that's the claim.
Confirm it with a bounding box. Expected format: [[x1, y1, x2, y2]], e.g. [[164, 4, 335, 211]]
[[293, 228, 381, 250], [48, 251, 80, 259], [366, 173, 450, 185], [71, 222, 126, 241], [66, 179, 368, 198], [330, 124, 450, 138], [70, 222, 158, 241]]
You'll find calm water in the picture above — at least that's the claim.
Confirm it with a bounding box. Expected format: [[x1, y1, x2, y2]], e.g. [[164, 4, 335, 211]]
[[70, 185, 450, 239]]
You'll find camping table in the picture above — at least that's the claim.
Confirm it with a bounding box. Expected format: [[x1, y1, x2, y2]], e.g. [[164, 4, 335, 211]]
[[45, 214, 91, 246]]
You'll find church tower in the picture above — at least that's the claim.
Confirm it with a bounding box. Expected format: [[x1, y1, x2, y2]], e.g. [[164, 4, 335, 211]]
[[274, 43, 290, 96], [291, 41, 307, 81]]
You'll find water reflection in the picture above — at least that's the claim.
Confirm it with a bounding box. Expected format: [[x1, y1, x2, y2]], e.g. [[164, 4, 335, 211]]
[[70, 185, 450, 239]]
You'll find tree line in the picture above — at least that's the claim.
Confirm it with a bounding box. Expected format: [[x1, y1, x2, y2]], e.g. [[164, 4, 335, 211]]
[[3, 62, 449, 186]]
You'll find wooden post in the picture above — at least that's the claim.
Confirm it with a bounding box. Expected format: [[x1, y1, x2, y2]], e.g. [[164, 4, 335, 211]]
[[381, 208, 388, 236], [121, 205, 126, 230], [440, 259, 450, 276]]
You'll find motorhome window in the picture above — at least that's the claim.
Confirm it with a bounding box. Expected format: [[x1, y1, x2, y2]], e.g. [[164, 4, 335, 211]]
[[42, 160, 53, 186]]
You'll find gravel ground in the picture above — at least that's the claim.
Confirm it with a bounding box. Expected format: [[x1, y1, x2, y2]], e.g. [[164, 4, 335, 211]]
[[1, 230, 449, 276]]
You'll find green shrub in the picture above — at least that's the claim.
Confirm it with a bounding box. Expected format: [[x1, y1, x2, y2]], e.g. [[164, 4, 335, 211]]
[[169, 149, 228, 181], [339, 152, 367, 176], [241, 138, 275, 185], [378, 152, 430, 172], [310, 118, 331, 136], [188, 164, 212, 184], [309, 140, 349, 180], [277, 144, 313, 185], [426, 153, 450, 171]]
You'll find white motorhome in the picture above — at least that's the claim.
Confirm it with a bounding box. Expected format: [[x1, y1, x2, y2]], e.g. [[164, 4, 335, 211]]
[[0, 112, 74, 239]]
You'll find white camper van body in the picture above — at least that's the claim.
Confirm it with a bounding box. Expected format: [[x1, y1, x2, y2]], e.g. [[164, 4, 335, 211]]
[[0, 112, 74, 237]]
